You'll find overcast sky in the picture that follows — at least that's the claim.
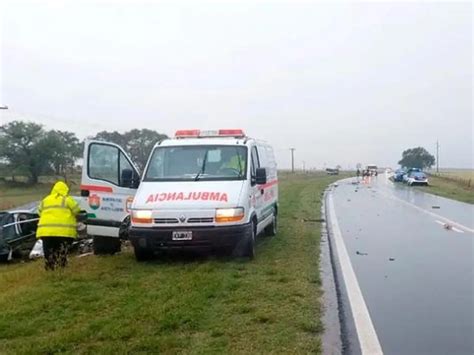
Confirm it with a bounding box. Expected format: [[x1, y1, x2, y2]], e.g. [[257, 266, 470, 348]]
[[1, 1, 472, 169]]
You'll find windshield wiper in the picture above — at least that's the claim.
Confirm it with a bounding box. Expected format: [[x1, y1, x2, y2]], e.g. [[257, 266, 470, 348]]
[[194, 151, 209, 181]]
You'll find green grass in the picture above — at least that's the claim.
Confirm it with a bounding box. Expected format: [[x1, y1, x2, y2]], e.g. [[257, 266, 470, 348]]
[[415, 174, 474, 204], [432, 169, 474, 180], [0, 173, 341, 354], [0, 178, 81, 210]]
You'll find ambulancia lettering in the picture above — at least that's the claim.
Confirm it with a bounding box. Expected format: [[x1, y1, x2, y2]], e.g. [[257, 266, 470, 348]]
[[145, 192, 228, 204]]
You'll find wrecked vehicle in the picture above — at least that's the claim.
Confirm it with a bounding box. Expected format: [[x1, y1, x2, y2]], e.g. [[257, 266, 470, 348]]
[[0, 210, 39, 261], [0, 207, 89, 261]]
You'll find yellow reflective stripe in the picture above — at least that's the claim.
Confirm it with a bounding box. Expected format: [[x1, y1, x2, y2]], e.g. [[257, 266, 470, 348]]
[[41, 205, 69, 210], [38, 223, 77, 229], [41, 197, 71, 210]]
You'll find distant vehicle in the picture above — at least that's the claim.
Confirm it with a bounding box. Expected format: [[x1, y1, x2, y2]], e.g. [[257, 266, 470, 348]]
[[402, 168, 422, 183], [393, 169, 406, 182], [0, 210, 39, 261], [406, 168, 422, 174], [326, 168, 339, 175], [406, 171, 429, 186], [366, 164, 378, 176]]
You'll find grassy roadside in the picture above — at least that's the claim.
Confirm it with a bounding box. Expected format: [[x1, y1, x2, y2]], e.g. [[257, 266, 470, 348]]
[[0, 173, 341, 354], [416, 175, 474, 204], [0, 179, 81, 210]]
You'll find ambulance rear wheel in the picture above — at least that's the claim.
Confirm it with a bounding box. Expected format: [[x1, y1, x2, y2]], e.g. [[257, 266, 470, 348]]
[[93, 236, 121, 255]]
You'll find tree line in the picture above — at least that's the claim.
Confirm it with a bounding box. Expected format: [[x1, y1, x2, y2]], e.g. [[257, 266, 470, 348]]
[[0, 119, 438, 184], [0, 120, 168, 184]]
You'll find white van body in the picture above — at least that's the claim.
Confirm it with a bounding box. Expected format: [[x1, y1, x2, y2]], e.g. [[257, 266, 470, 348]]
[[80, 129, 278, 259]]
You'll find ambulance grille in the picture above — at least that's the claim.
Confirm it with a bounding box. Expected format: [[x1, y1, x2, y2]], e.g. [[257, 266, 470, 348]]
[[154, 218, 179, 224], [187, 217, 214, 223]]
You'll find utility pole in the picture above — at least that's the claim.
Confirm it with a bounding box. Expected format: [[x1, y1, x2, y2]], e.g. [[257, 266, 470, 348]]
[[302, 160, 306, 173], [290, 148, 295, 173], [436, 140, 440, 173]]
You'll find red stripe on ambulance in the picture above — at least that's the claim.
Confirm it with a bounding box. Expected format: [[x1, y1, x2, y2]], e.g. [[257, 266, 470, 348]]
[[146, 192, 229, 204], [259, 180, 278, 189], [80, 184, 113, 193]]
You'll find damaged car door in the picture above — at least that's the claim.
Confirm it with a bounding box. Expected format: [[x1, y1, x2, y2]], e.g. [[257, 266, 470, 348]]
[[0, 212, 39, 261]]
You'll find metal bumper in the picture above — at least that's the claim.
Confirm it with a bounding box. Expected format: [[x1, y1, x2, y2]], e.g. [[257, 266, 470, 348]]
[[129, 223, 252, 251]]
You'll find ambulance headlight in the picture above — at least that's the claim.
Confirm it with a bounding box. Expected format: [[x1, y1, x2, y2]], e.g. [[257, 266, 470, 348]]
[[215, 207, 245, 223], [131, 210, 153, 224]]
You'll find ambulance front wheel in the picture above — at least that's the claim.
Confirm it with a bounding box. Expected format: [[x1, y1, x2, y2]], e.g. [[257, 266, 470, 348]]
[[93, 235, 121, 255], [134, 247, 153, 261], [241, 221, 256, 259], [264, 210, 278, 237]]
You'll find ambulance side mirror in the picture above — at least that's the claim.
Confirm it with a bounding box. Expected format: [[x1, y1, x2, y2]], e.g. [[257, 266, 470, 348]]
[[255, 168, 267, 185], [121, 169, 140, 189]]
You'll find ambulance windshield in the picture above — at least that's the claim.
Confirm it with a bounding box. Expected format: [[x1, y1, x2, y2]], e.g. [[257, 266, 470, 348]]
[[144, 145, 248, 181]]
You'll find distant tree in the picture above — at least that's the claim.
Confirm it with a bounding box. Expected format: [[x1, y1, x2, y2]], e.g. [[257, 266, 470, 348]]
[[44, 130, 82, 176], [92, 129, 168, 170], [398, 147, 435, 169], [92, 130, 128, 148], [0, 121, 82, 183], [123, 129, 168, 171], [0, 121, 48, 183]]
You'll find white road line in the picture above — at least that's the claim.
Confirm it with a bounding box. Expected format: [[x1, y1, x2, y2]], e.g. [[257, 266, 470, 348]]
[[328, 193, 383, 355], [377, 190, 474, 234], [434, 220, 465, 233]]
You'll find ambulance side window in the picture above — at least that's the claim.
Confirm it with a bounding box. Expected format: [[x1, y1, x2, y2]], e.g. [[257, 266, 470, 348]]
[[119, 151, 137, 187], [89, 143, 119, 185], [251, 146, 260, 184], [257, 146, 267, 168]]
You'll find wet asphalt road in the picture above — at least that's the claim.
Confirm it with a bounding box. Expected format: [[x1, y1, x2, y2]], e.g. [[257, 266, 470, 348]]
[[331, 174, 474, 355]]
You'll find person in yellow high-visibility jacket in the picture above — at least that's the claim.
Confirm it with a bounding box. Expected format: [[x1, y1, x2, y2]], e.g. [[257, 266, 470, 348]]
[[37, 181, 80, 270]]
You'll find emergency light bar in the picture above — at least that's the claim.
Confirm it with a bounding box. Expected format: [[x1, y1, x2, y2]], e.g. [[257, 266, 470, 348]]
[[175, 129, 246, 139]]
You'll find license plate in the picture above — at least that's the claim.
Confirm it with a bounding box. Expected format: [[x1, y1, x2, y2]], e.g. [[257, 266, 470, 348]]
[[172, 231, 193, 241]]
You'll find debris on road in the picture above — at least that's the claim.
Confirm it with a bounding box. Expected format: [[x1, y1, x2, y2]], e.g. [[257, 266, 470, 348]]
[[29, 240, 43, 259], [356, 251, 368, 256], [389, 257, 395, 261], [432, 206, 441, 209], [444, 223, 453, 230]]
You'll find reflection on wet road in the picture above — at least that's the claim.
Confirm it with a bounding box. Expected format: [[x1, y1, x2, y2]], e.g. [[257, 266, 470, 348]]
[[331, 174, 474, 355]]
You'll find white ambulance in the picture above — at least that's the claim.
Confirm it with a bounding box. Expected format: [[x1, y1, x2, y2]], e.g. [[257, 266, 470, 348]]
[[80, 129, 278, 260]]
